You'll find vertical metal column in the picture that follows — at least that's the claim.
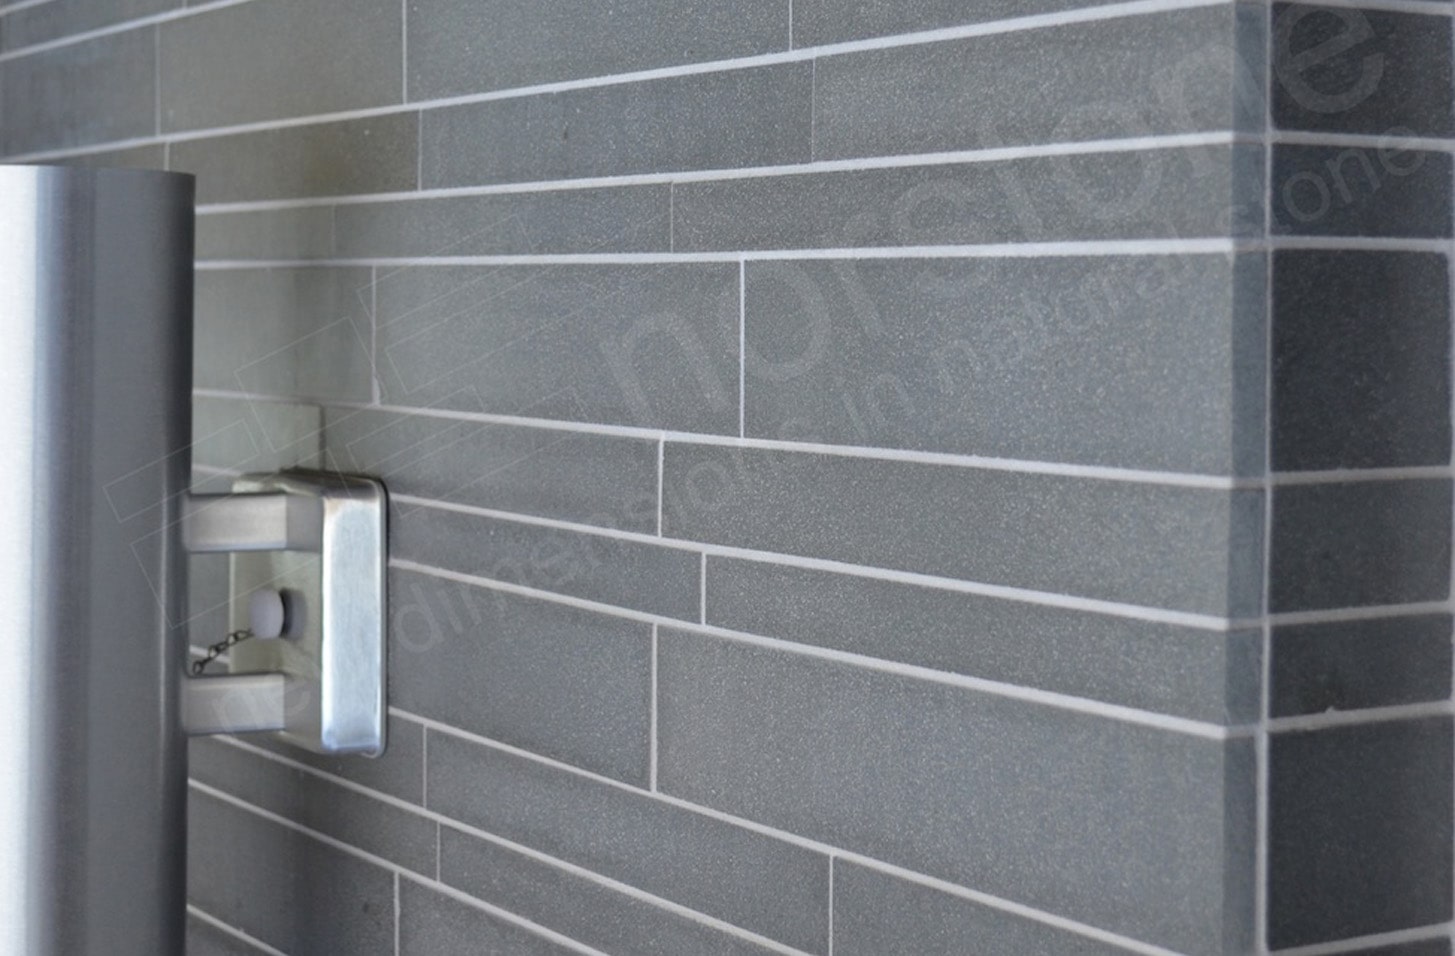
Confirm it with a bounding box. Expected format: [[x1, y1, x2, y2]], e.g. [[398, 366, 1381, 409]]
[[0, 166, 193, 956]]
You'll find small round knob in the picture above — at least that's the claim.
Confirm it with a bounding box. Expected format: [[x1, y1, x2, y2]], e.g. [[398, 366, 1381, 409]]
[[248, 588, 287, 639]]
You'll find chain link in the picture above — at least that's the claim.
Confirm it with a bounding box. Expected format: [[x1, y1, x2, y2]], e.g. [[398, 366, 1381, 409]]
[[190, 629, 255, 676]]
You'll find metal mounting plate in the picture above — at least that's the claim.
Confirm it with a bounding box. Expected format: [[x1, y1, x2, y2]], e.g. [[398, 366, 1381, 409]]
[[227, 470, 387, 756]]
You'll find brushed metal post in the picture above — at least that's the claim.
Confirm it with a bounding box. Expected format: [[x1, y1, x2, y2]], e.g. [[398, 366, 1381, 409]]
[[0, 166, 193, 956]]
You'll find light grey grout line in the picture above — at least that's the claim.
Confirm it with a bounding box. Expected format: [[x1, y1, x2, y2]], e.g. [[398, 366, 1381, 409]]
[[188, 239, 1455, 270], [152, 26, 160, 137], [0, 0, 1226, 102], [192, 238, 1246, 268], [1267, 600, 1455, 627], [656, 438, 665, 535], [1271, 465, 1455, 485], [378, 713, 1183, 956], [185, 905, 287, 956], [1267, 700, 1455, 734], [1278, 0, 1455, 13], [649, 624, 659, 792], [434, 822, 441, 882], [826, 856, 835, 956], [0, 0, 57, 16], [1255, 16, 1274, 947], [667, 183, 674, 253], [1270, 236, 1453, 255], [385, 494, 1247, 628], [809, 57, 816, 160], [370, 266, 381, 405], [787, 0, 793, 48], [203, 740, 817, 956], [0, 0, 256, 60], [400, 0, 408, 102], [699, 553, 707, 625], [421, 726, 428, 808], [185, 132, 1245, 212], [1270, 922, 1455, 956], [738, 259, 747, 438], [393, 871, 401, 956], [194, 390, 1252, 490], [415, 108, 423, 190], [1270, 129, 1455, 154], [188, 779, 614, 956], [389, 555, 1247, 738], [193, 386, 1455, 493]]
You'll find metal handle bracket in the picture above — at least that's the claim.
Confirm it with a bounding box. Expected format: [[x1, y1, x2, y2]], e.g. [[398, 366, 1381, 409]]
[[180, 470, 387, 756]]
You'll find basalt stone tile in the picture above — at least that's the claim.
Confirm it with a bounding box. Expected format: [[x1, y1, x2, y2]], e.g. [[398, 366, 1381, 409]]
[[187, 789, 394, 955], [391, 502, 700, 621], [1, 28, 155, 155], [398, 880, 578, 956], [814, 4, 1265, 160], [334, 185, 670, 258], [196, 206, 335, 261], [657, 629, 1257, 956], [792, 0, 1123, 46], [833, 861, 1134, 956], [1272, 251, 1451, 469], [674, 146, 1265, 250], [389, 569, 652, 784], [439, 826, 784, 956], [1271, 615, 1453, 717], [743, 254, 1267, 474], [48, 143, 166, 170], [1269, 718, 1453, 947], [1271, 146, 1452, 237], [1340, 942, 1454, 956], [664, 444, 1265, 617], [188, 737, 436, 874], [420, 63, 811, 188], [1272, 4, 1454, 137], [320, 406, 659, 532], [0, 0, 177, 51], [193, 267, 373, 401], [408, 0, 788, 99], [247, 714, 425, 805], [185, 913, 263, 956], [1270, 480, 1452, 612], [170, 114, 418, 204], [706, 557, 1261, 723], [159, 0, 401, 131], [373, 264, 739, 434], [191, 396, 322, 472], [426, 731, 832, 954]]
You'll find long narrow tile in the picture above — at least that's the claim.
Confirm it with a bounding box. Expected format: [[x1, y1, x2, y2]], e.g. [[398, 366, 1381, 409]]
[[439, 826, 784, 955], [742, 254, 1266, 474], [673, 146, 1265, 251], [322, 407, 660, 533], [1269, 718, 1454, 948], [421, 63, 811, 188], [657, 628, 1256, 956], [389, 569, 652, 785], [425, 731, 832, 954], [664, 444, 1265, 617], [159, 0, 402, 132], [187, 789, 395, 955], [706, 557, 1260, 723], [408, 0, 789, 100], [813, 4, 1265, 160], [391, 503, 701, 621], [373, 264, 740, 434]]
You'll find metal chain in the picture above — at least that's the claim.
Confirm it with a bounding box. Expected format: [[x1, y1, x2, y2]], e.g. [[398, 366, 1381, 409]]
[[190, 629, 255, 676]]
